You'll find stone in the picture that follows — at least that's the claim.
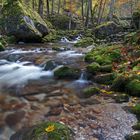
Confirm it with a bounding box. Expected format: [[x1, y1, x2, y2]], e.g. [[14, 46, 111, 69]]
[[5, 111, 25, 127], [54, 66, 81, 79], [94, 21, 123, 39], [0, 1, 49, 42]]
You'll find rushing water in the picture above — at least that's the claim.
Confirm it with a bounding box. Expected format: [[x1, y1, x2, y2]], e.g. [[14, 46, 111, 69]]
[[0, 43, 137, 140]]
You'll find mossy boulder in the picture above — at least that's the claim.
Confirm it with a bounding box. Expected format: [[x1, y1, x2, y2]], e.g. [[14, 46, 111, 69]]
[[86, 62, 100, 74], [10, 121, 74, 140], [48, 14, 77, 30], [74, 37, 94, 48], [100, 65, 112, 73], [0, 0, 49, 42], [126, 133, 140, 140], [113, 93, 129, 103], [54, 66, 80, 79], [111, 76, 130, 92], [131, 104, 140, 118], [83, 87, 100, 98], [94, 73, 114, 84], [126, 79, 140, 96], [132, 122, 140, 130], [85, 45, 121, 64], [94, 21, 123, 39]]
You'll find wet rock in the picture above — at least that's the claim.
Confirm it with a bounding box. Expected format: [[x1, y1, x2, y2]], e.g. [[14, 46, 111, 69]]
[[5, 111, 26, 127], [54, 66, 81, 79], [94, 21, 123, 40], [82, 87, 100, 98], [44, 60, 56, 70]]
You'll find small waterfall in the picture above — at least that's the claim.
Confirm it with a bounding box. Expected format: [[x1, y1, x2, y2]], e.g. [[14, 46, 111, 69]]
[[77, 70, 88, 83]]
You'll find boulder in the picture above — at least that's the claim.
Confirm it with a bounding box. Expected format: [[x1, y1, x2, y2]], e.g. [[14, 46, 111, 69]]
[[10, 122, 74, 140], [54, 66, 80, 79], [94, 21, 123, 39], [94, 73, 114, 84], [0, 0, 49, 42], [126, 79, 140, 96]]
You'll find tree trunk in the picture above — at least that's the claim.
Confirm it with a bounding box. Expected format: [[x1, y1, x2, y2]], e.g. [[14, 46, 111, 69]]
[[97, 0, 103, 25], [38, 0, 44, 17], [46, 0, 50, 16], [58, 0, 61, 14], [85, 0, 90, 27], [81, 0, 84, 23], [108, 0, 115, 20], [32, 0, 35, 9], [51, 0, 54, 14]]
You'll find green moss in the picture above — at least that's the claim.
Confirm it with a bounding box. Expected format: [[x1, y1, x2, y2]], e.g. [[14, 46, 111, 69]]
[[100, 65, 112, 72], [86, 62, 100, 74], [94, 73, 115, 84], [43, 32, 61, 43], [113, 93, 129, 103], [126, 133, 140, 140], [132, 122, 140, 130], [48, 14, 76, 30], [34, 122, 71, 140], [0, 42, 5, 51], [133, 65, 140, 71], [131, 104, 140, 118], [20, 121, 74, 140], [54, 66, 80, 79], [111, 76, 130, 92], [126, 79, 140, 96], [74, 37, 94, 48], [85, 45, 121, 64], [125, 32, 140, 45], [83, 87, 100, 98]]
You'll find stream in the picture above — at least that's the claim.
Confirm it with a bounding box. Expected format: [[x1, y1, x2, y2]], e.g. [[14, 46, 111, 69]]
[[0, 42, 137, 140]]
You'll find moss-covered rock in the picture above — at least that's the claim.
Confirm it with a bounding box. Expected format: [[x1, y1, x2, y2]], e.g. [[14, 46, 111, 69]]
[[10, 121, 74, 140], [54, 66, 80, 79], [131, 104, 140, 118], [94, 21, 123, 39], [0, 0, 49, 42], [126, 133, 140, 140], [83, 87, 100, 98], [126, 79, 140, 96], [74, 37, 94, 48], [94, 73, 115, 84], [43, 31, 61, 43], [100, 65, 112, 73], [48, 14, 77, 30], [86, 62, 100, 74], [111, 76, 130, 92], [132, 122, 140, 130], [113, 93, 129, 103], [85, 45, 121, 64]]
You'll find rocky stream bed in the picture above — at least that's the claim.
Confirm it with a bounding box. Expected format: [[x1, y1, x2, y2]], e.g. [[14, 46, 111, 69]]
[[0, 42, 138, 140]]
